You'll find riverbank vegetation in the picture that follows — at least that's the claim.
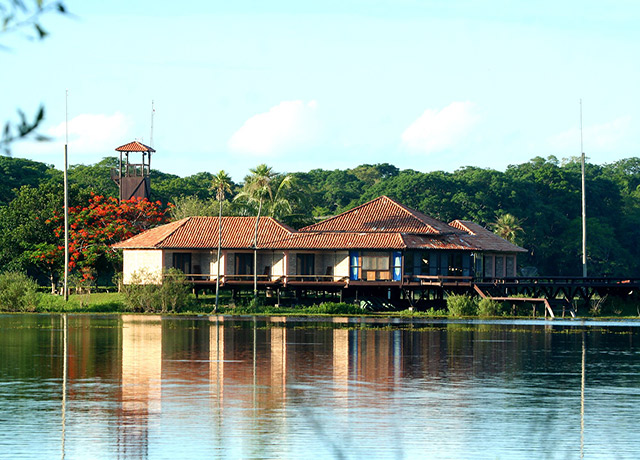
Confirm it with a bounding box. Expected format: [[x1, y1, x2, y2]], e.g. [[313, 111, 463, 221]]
[[1, 271, 638, 318]]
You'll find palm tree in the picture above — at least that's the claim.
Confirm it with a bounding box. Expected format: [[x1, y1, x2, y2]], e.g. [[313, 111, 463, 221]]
[[235, 164, 278, 299], [491, 213, 524, 244], [210, 170, 232, 312], [266, 174, 294, 220]]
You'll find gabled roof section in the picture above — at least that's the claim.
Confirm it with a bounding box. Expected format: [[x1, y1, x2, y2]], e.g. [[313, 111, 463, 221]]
[[113, 218, 189, 249], [115, 141, 156, 153], [300, 196, 460, 235], [449, 220, 527, 253], [113, 216, 295, 249]]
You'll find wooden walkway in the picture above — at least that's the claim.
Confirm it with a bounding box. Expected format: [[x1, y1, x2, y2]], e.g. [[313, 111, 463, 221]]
[[188, 274, 639, 312]]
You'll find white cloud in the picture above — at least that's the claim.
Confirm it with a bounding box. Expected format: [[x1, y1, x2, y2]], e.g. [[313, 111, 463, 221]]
[[401, 101, 479, 153], [548, 116, 633, 153], [228, 100, 320, 155], [45, 112, 134, 154]]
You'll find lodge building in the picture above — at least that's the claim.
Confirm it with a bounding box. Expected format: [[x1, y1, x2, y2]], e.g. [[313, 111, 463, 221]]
[[114, 196, 526, 300]]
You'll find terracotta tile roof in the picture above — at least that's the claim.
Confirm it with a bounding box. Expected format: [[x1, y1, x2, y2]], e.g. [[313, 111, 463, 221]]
[[113, 218, 189, 249], [269, 232, 406, 249], [113, 198, 527, 255], [115, 141, 156, 153], [300, 196, 461, 235], [113, 216, 295, 249], [449, 220, 527, 253], [402, 234, 478, 250]]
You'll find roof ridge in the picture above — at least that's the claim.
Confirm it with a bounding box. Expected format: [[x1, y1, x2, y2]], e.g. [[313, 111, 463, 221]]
[[383, 196, 441, 234], [155, 216, 192, 247], [300, 196, 388, 231]]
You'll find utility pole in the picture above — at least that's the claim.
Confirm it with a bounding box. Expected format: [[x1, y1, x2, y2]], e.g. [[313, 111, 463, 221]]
[[64, 90, 69, 301]]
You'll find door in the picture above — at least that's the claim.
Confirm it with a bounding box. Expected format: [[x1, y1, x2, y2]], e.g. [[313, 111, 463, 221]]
[[235, 253, 253, 275], [172, 253, 191, 275], [296, 254, 315, 279]]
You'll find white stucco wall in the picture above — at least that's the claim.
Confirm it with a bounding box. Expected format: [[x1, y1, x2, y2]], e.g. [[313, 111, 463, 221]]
[[334, 251, 350, 278], [271, 251, 286, 278], [123, 249, 164, 284]]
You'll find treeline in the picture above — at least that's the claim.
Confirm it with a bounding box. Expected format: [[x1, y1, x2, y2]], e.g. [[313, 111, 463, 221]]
[[1, 154, 639, 280]]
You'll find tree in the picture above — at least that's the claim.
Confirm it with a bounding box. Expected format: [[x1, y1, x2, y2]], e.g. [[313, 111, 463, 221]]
[[211, 170, 232, 312], [168, 195, 217, 220], [45, 194, 169, 281], [491, 213, 524, 245], [235, 164, 278, 299], [26, 242, 62, 293], [0, 183, 62, 274]]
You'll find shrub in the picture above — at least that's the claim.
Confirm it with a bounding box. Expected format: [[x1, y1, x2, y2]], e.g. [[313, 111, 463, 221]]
[[477, 298, 504, 317], [0, 272, 39, 312], [159, 268, 192, 313], [121, 269, 193, 313], [446, 294, 477, 317], [311, 302, 363, 315]]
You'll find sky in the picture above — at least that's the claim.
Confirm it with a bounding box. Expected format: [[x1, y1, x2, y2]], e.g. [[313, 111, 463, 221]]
[[4, 0, 640, 181]]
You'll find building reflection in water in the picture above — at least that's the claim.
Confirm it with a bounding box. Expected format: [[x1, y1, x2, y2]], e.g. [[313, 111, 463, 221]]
[[107, 316, 596, 457], [118, 315, 162, 460]]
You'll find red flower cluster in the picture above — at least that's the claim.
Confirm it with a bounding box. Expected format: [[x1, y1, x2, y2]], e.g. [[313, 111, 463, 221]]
[[43, 195, 169, 278]]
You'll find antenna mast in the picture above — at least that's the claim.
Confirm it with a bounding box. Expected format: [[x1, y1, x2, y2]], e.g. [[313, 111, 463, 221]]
[[150, 100, 155, 147], [580, 99, 587, 278]]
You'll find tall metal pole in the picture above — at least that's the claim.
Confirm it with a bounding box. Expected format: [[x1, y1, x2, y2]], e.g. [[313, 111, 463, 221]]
[[64, 90, 69, 301], [150, 100, 155, 148], [580, 100, 587, 278]]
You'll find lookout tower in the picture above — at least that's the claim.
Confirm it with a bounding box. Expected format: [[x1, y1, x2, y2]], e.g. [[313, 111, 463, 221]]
[[112, 141, 155, 202]]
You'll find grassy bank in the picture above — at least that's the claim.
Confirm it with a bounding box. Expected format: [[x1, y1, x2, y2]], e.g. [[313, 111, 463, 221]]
[[1, 291, 637, 319], [1, 273, 638, 317]]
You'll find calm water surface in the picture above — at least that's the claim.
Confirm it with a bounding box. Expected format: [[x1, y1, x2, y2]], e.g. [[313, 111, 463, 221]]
[[1, 314, 639, 459]]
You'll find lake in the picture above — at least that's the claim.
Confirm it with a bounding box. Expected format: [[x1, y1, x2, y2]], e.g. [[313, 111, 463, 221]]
[[1, 314, 639, 459]]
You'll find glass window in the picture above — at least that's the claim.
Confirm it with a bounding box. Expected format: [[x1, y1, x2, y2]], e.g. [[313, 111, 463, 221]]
[[484, 255, 494, 278], [495, 256, 505, 278], [362, 253, 389, 270], [506, 255, 515, 277], [405, 252, 414, 275], [449, 253, 463, 276]]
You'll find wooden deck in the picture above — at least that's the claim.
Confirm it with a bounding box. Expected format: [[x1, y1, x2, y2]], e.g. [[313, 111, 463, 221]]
[[185, 274, 639, 311]]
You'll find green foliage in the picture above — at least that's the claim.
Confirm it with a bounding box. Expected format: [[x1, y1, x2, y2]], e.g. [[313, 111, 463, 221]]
[[491, 213, 524, 245], [0, 182, 62, 273], [169, 195, 220, 220], [476, 298, 504, 317], [446, 294, 477, 317], [307, 302, 363, 315], [0, 272, 39, 312], [121, 269, 193, 313]]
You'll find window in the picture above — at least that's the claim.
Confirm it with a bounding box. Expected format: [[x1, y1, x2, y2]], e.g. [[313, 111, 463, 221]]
[[404, 252, 430, 276], [495, 256, 505, 278], [362, 253, 390, 270], [506, 255, 515, 277], [484, 255, 494, 278], [449, 253, 463, 276]]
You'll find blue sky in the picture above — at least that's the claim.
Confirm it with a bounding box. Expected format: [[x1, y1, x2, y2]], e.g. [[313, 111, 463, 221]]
[[5, 0, 640, 181]]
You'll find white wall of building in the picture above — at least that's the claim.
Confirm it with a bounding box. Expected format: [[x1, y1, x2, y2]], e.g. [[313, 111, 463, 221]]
[[123, 249, 164, 284]]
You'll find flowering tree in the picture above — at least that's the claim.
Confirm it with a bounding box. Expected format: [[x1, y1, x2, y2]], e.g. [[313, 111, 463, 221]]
[[37, 194, 169, 281], [27, 242, 63, 293]]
